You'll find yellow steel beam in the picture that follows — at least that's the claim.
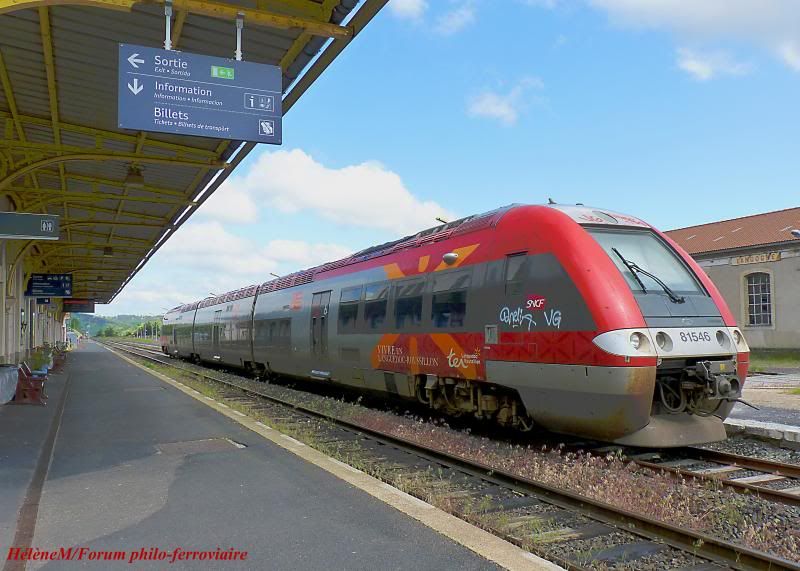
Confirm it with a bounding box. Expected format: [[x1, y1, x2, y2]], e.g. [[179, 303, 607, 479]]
[[172, 8, 188, 47], [39, 202, 168, 221], [107, 131, 147, 246], [62, 220, 167, 229], [69, 229, 151, 244], [5, 187, 193, 206], [37, 244, 148, 261], [0, 51, 25, 142], [165, 0, 349, 38], [0, 152, 229, 192], [279, 31, 310, 71], [0, 111, 218, 158], [279, 0, 338, 72], [0, 0, 351, 38], [46, 255, 143, 263], [39, 7, 73, 247], [35, 171, 188, 197], [0, 50, 43, 191]]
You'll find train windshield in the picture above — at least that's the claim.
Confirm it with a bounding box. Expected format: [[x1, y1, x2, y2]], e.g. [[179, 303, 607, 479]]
[[589, 229, 703, 295]]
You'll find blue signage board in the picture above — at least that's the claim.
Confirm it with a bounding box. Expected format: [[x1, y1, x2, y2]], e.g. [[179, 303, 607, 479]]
[[25, 274, 72, 298], [36, 298, 51, 305], [118, 43, 282, 144]]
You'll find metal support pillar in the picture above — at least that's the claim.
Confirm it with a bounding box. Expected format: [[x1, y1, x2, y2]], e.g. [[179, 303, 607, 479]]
[[0, 239, 6, 363]]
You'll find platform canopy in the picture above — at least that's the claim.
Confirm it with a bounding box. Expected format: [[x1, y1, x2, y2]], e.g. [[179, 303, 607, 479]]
[[0, 0, 385, 303]]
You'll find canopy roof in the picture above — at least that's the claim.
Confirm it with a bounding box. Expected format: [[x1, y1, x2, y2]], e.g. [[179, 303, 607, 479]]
[[0, 0, 385, 303]]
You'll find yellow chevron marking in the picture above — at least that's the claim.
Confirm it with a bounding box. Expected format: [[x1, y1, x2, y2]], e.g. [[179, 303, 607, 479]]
[[434, 243, 480, 271], [418, 255, 430, 273], [384, 263, 405, 279]]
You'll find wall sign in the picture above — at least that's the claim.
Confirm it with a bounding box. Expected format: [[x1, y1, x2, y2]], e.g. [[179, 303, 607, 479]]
[[731, 252, 781, 266]]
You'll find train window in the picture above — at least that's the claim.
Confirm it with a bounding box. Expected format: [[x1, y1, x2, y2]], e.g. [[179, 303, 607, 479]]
[[505, 253, 527, 295], [278, 319, 291, 348], [365, 283, 389, 300], [395, 280, 424, 328], [432, 291, 467, 328], [364, 282, 389, 329], [340, 286, 362, 303], [433, 270, 471, 293], [339, 304, 359, 333]]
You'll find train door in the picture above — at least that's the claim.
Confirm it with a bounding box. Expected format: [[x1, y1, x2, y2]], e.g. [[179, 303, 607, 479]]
[[212, 310, 222, 356], [310, 291, 331, 359]]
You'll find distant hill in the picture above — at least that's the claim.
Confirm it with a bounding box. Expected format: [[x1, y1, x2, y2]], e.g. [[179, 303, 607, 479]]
[[71, 314, 161, 336]]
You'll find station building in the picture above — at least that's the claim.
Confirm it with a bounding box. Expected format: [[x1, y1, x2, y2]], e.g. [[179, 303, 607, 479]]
[[1, 200, 66, 364], [666, 208, 800, 349]]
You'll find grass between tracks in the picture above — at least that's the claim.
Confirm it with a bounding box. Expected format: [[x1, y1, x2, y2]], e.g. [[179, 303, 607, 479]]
[[136, 358, 800, 565], [749, 349, 800, 373]]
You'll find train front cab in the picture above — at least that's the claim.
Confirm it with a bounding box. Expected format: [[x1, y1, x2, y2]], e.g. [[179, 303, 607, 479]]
[[488, 205, 749, 447]]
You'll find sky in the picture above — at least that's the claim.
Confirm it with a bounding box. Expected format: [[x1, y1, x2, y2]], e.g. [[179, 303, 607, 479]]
[[99, 0, 800, 315]]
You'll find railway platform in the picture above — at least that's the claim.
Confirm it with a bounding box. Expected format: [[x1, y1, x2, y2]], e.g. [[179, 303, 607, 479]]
[[0, 342, 522, 570]]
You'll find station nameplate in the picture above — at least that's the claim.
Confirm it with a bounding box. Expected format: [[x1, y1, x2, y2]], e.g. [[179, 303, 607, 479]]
[[118, 43, 282, 144], [731, 252, 781, 265], [0, 212, 59, 240], [25, 274, 72, 298]]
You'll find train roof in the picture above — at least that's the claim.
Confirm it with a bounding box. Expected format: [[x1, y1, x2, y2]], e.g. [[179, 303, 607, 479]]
[[169, 203, 649, 314]]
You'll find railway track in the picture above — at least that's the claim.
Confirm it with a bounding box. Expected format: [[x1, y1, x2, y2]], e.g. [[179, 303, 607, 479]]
[[124, 341, 800, 508], [624, 448, 800, 507], [99, 339, 798, 571]]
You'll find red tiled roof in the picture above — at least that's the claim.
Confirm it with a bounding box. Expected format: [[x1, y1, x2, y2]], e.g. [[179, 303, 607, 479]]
[[665, 207, 800, 255]]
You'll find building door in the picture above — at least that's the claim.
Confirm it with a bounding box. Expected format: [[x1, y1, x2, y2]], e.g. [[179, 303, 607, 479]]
[[310, 291, 331, 359]]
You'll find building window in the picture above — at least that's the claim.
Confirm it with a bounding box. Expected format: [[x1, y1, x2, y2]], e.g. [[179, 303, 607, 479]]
[[746, 272, 772, 327]]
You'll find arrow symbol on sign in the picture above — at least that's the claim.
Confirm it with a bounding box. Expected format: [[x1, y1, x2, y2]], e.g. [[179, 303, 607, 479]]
[[127, 78, 143, 95], [127, 53, 145, 68]]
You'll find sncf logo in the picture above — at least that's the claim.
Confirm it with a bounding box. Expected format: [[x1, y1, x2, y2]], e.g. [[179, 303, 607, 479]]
[[526, 295, 546, 310]]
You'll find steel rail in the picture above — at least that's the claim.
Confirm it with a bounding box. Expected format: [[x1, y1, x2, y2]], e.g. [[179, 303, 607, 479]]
[[100, 339, 799, 571], [632, 455, 800, 507], [686, 448, 800, 479]]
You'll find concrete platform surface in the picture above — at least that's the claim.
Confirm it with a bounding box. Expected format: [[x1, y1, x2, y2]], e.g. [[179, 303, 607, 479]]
[[1, 343, 503, 570]]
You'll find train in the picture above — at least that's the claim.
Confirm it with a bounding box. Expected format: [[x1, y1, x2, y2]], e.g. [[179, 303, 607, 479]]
[[161, 204, 750, 447]]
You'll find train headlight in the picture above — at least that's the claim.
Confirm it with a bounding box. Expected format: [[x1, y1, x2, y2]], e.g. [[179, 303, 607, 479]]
[[731, 328, 749, 352], [716, 330, 731, 349], [655, 331, 673, 351], [592, 329, 657, 357]]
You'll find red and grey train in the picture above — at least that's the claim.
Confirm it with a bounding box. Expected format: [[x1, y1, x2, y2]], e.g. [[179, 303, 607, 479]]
[[161, 204, 750, 447]]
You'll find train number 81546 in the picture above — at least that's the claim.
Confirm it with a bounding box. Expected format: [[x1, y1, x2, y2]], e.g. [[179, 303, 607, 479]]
[[679, 331, 712, 343]]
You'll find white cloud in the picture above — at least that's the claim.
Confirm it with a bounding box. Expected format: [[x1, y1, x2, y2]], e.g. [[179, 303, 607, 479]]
[[467, 77, 544, 126], [589, 0, 800, 73], [676, 48, 751, 80], [99, 222, 355, 315], [160, 221, 352, 280], [224, 149, 455, 236], [779, 40, 800, 71], [389, 0, 428, 20], [435, 2, 476, 36], [197, 183, 258, 223]]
